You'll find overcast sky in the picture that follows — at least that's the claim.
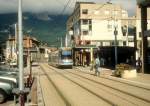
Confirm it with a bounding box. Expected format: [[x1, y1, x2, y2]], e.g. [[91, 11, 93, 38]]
[[0, 0, 136, 16]]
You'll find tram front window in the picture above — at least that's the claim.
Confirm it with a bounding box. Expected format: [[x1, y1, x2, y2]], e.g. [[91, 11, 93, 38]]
[[61, 51, 72, 59]]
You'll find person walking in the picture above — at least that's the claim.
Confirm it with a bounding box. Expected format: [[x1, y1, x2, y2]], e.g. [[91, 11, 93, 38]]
[[136, 57, 142, 73], [94, 56, 100, 76]]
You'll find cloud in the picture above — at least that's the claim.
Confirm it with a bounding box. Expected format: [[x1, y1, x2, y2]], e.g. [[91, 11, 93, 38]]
[[0, 0, 136, 16]]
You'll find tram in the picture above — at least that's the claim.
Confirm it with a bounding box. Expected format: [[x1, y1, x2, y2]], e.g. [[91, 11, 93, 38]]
[[48, 47, 73, 68]]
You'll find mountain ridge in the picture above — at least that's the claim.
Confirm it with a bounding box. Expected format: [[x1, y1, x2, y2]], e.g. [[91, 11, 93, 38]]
[[0, 13, 68, 46]]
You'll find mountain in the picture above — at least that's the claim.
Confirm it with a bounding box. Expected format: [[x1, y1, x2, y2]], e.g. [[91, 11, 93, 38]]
[[0, 13, 68, 46]]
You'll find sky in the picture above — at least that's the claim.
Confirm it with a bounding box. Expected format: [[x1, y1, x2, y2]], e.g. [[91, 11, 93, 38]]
[[0, 0, 137, 16]]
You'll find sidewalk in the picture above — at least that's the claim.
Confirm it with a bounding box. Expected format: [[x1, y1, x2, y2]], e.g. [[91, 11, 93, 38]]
[[76, 66, 150, 85]]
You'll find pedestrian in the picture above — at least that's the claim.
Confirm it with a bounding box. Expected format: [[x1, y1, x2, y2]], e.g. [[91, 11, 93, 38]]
[[126, 58, 130, 64], [100, 57, 105, 66], [94, 56, 100, 76], [136, 57, 142, 73], [75, 56, 79, 66]]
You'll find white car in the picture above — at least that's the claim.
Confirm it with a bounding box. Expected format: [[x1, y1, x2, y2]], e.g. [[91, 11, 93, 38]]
[[0, 70, 18, 103]]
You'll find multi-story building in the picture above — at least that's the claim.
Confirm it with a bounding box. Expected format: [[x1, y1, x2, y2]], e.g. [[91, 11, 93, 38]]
[[67, 2, 130, 47], [66, 2, 135, 66]]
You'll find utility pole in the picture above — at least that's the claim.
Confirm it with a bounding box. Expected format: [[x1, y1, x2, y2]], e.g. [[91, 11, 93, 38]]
[[114, 27, 118, 66], [18, 0, 25, 105], [141, 6, 147, 73]]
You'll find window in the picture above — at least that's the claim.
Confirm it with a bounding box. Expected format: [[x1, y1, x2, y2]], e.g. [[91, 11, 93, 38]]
[[83, 31, 88, 35], [89, 20, 92, 24], [107, 25, 112, 29], [89, 25, 92, 31], [123, 41, 126, 46], [122, 25, 127, 36], [139, 32, 142, 37], [107, 24, 112, 31], [82, 19, 88, 24], [82, 9, 88, 14]]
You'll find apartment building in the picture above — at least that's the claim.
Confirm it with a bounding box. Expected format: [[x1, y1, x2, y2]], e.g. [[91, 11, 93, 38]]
[[66, 2, 136, 66], [67, 2, 130, 47]]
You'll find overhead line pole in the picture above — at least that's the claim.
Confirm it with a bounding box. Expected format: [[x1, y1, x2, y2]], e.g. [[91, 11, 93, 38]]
[[18, 0, 24, 105]]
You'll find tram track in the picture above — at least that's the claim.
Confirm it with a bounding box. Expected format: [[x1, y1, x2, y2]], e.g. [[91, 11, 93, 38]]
[[40, 65, 71, 106], [41, 64, 115, 106], [45, 64, 150, 106], [75, 67, 150, 91], [66, 69, 150, 106], [73, 67, 150, 100], [67, 68, 150, 105]]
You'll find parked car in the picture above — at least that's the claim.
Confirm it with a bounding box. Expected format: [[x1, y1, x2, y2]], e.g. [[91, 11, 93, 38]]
[[0, 68, 18, 103], [0, 79, 17, 103]]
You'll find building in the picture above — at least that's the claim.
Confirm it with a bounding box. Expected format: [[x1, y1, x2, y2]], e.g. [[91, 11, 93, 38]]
[[67, 2, 131, 47], [66, 2, 134, 66], [5, 35, 40, 66]]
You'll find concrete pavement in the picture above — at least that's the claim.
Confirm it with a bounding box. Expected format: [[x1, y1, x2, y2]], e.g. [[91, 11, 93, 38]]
[[76, 66, 150, 89]]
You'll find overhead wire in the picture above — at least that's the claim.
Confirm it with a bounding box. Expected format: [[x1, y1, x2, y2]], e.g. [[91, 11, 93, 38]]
[[45, 0, 74, 47], [60, 0, 72, 15]]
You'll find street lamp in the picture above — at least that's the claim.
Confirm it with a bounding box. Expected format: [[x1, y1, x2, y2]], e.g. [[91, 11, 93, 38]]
[[114, 27, 118, 67]]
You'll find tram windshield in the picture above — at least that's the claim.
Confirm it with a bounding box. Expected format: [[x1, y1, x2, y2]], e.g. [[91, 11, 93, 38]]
[[61, 50, 72, 59]]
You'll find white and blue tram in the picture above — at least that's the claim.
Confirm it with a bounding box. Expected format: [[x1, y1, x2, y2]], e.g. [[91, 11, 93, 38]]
[[48, 47, 73, 68]]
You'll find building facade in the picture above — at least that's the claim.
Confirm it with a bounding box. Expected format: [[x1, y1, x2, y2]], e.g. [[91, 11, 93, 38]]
[[5, 35, 40, 66], [67, 2, 131, 47]]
